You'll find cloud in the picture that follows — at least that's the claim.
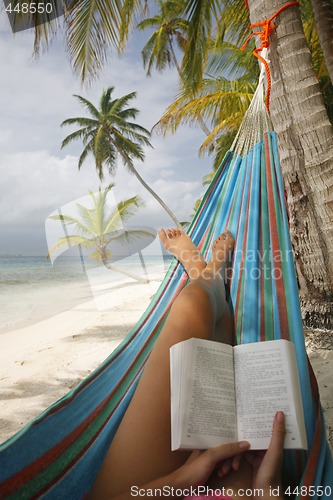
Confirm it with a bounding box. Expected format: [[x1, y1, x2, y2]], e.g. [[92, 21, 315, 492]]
[[0, 151, 95, 224], [0, 25, 212, 254], [0, 147, 203, 253]]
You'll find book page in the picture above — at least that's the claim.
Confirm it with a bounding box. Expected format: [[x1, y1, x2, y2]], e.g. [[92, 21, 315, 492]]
[[234, 340, 307, 449], [180, 338, 237, 450]]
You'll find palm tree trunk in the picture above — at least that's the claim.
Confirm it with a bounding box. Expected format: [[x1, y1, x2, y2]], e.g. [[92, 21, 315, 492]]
[[127, 161, 182, 228], [248, 0, 333, 328], [310, 0, 333, 83], [113, 141, 182, 228]]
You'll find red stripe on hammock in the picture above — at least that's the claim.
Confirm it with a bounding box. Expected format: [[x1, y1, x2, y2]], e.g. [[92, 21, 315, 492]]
[[264, 136, 289, 339]]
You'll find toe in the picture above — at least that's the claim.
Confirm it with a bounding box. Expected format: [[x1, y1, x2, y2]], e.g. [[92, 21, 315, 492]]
[[158, 228, 168, 246]]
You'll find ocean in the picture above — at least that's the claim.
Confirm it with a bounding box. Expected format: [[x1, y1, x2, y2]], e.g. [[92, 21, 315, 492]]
[[0, 254, 170, 333]]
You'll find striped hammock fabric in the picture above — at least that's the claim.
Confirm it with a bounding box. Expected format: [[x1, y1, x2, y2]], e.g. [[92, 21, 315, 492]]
[[1, 94, 332, 498]]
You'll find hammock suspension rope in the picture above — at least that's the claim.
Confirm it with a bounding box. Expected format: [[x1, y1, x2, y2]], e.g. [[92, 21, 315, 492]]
[[242, 1, 300, 112]]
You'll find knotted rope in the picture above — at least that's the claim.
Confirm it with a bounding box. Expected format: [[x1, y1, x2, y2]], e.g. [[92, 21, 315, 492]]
[[242, 2, 300, 112]]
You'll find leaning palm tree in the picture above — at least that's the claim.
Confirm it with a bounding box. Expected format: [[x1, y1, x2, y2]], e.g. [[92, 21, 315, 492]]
[[47, 185, 154, 284], [61, 86, 180, 226]]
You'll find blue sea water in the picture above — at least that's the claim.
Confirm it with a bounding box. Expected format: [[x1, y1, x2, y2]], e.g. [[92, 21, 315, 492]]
[[0, 254, 170, 333]]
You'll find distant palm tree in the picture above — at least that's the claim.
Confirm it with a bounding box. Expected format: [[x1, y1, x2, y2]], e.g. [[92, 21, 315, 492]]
[[138, 0, 212, 138], [47, 185, 154, 283], [61, 86, 181, 226], [138, 0, 188, 76]]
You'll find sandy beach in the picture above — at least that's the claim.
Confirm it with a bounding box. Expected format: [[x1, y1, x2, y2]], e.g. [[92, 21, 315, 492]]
[[0, 281, 332, 455], [0, 276, 163, 444]]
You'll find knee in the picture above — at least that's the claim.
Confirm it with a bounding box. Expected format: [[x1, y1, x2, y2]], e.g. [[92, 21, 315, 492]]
[[183, 282, 212, 304], [172, 283, 216, 324]]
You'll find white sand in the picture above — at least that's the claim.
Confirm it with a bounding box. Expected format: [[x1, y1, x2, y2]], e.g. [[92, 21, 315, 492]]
[[0, 278, 162, 444], [304, 328, 333, 453], [0, 288, 332, 456]]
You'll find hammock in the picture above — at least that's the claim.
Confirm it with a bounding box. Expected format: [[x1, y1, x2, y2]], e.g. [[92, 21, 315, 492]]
[[1, 68, 332, 500]]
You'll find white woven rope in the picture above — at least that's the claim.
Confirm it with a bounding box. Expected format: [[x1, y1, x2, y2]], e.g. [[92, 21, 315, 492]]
[[231, 48, 273, 156]]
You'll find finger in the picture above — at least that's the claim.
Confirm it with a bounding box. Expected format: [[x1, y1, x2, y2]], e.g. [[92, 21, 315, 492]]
[[232, 454, 242, 471], [206, 441, 250, 465], [244, 451, 264, 469], [185, 450, 202, 465], [217, 459, 232, 477], [263, 412, 286, 474]]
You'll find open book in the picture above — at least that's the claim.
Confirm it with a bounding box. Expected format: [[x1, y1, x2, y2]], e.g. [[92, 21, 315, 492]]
[[170, 338, 307, 451]]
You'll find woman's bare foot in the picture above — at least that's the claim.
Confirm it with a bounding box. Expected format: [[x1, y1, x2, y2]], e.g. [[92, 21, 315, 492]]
[[204, 230, 235, 278], [158, 227, 206, 280]]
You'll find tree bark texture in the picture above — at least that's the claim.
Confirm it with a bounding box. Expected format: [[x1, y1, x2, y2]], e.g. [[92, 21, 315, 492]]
[[310, 0, 333, 84], [248, 0, 333, 328]]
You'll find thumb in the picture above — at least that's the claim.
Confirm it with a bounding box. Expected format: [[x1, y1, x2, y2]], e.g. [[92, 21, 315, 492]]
[[263, 411, 286, 480], [206, 440, 250, 465]]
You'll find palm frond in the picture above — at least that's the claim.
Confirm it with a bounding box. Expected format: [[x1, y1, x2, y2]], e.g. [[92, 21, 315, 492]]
[[105, 228, 154, 246], [47, 235, 95, 258], [108, 92, 138, 115], [61, 127, 92, 149], [5, 0, 61, 55], [181, 0, 219, 90], [154, 78, 255, 136], [78, 136, 95, 171], [117, 107, 141, 121], [222, 0, 250, 47], [61, 117, 99, 128], [142, 29, 172, 75], [206, 41, 258, 81], [100, 87, 115, 113], [48, 214, 85, 225], [105, 195, 144, 232], [73, 95, 101, 118], [119, 0, 146, 49], [64, 0, 123, 83], [137, 14, 161, 31], [76, 203, 101, 236], [112, 122, 152, 146]]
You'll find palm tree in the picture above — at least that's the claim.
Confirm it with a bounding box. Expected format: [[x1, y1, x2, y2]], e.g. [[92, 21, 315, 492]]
[[137, 0, 213, 138], [137, 0, 188, 76], [61, 86, 181, 226], [47, 185, 154, 283]]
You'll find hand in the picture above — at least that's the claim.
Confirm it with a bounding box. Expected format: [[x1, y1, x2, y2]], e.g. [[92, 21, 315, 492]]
[[172, 440, 250, 490], [244, 411, 286, 499]]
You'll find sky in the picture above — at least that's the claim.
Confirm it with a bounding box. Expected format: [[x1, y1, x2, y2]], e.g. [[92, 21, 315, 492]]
[[0, 11, 212, 256]]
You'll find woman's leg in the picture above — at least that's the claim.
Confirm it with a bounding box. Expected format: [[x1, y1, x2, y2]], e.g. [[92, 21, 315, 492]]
[[89, 229, 235, 499]]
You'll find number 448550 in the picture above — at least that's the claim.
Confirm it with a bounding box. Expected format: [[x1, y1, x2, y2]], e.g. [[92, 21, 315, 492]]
[[5, 3, 53, 14], [285, 485, 332, 497]]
